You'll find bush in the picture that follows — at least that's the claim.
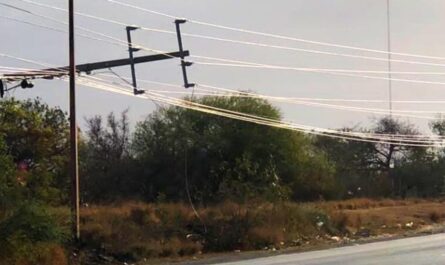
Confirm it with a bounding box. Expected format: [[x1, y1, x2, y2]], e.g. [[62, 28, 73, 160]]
[[0, 202, 68, 264], [429, 211, 441, 223]]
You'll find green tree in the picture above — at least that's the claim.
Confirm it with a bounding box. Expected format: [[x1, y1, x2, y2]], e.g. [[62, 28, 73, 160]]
[[316, 128, 378, 198], [133, 96, 336, 203], [393, 147, 444, 198], [317, 117, 422, 198], [0, 135, 21, 213], [81, 110, 140, 202], [0, 98, 69, 204]]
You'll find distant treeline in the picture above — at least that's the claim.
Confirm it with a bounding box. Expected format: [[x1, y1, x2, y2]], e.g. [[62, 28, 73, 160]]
[[1, 96, 444, 208], [0, 97, 445, 207]]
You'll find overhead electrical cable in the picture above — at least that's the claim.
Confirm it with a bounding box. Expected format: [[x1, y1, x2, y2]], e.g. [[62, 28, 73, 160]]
[[95, 74, 445, 120], [97, 74, 445, 105], [0, 53, 67, 74], [10, 4, 445, 87], [0, 15, 134, 50], [3, 30, 445, 125], [190, 56, 445, 87], [11, 0, 445, 92], [0, 8, 137, 49], [76, 76, 443, 146], [83, 75, 442, 142], [4, 51, 439, 142], [14, 0, 445, 69], [104, 0, 445, 61], [192, 62, 445, 75]]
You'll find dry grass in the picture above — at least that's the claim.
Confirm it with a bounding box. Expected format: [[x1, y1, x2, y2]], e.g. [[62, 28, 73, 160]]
[[79, 202, 334, 261], [41, 198, 445, 263], [80, 202, 203, 261], [315, 198, 429, 211], [325, 200, 445, 234]]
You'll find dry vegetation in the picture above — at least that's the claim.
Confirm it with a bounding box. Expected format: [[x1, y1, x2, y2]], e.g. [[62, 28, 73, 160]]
[[68, 198, 445, 264], [78, 202, 333, 262], [320, 198, 445, 235]]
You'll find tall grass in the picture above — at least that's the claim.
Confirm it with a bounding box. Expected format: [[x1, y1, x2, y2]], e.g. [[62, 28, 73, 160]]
[[79, 202, 338, 261], [6, 198, 441, 264]]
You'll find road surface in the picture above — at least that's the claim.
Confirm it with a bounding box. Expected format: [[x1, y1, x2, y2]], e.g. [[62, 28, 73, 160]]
[[216, 233, 445, 265]]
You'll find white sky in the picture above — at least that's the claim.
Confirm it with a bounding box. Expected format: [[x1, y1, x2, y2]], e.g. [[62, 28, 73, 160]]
[[1, 0, 445, 132]]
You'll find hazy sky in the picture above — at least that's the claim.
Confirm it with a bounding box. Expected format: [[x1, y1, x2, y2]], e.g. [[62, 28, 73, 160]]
[[2, 0, 445, 131]]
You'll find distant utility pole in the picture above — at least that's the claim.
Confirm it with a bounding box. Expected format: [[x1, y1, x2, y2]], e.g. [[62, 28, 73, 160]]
[[386, 0, 393, 118], [68, 0, 80, 241]]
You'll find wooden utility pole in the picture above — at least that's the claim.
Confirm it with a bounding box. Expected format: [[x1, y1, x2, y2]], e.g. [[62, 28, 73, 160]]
[[3, 16, 193, 242], [69, 0, 80, 241]]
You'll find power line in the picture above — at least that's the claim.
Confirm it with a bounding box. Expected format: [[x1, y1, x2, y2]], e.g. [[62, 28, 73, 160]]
[[0, 50, 435, 125], [173, 32, 445, 69], [13, 0, 445, 70], [11, 6, 445, 87], [190, 56, 445, 87], [49, 70, 441, 143], [76, 76, 444, 146], [10, 0, 445, 90], [0, 7, 137, 48], [5, 4, 444, 143], [83, 75, 441, 142], [192, 62, 445, 75], [0, 15, 133, 49], [96, 74, 445, 104], [103, 0, 445, 61], [95, 74, 445, 119], [5, 23, 445, 104]]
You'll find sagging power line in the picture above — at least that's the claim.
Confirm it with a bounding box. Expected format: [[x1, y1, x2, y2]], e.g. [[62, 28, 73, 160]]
[[8, 1, 445, 71]]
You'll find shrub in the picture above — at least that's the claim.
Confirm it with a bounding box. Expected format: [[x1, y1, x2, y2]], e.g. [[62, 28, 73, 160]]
[[329, 212, 350, 234], [0, 202, 68, 265], [429, 211, 441, 223]]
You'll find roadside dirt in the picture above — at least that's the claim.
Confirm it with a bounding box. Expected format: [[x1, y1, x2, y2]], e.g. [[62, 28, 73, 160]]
[[173, 223, 445, 265]]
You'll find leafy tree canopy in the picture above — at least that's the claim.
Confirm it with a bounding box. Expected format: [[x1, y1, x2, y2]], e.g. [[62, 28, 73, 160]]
[[0, 98, 69, 203], [132, 96, 336, 203]]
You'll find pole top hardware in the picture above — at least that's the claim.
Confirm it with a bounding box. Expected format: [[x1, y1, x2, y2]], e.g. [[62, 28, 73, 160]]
[[126, 25, 140, 31], [129, 47, 141, 52], [182, 61, 193, 67], [175, 19, 187, 24], [20, 79, 34, 89], [134, 89, 145, 95]]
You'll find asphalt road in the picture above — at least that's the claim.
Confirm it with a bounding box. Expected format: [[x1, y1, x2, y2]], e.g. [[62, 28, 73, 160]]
[[216, 233, 445, 265]]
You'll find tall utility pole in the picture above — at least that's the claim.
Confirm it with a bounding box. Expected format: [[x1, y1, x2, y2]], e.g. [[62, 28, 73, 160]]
[[4, 17, 193, 243], [69, 0, 80, 241], [386, 0, 393, 118]]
